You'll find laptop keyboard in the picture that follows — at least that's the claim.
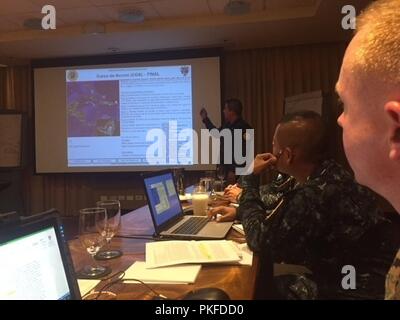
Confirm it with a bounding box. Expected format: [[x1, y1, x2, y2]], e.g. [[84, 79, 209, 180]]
[[172, 217, 208, 235]]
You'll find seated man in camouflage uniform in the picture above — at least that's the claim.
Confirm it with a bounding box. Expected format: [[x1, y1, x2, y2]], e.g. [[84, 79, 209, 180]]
[[210, 111, 392, 299]]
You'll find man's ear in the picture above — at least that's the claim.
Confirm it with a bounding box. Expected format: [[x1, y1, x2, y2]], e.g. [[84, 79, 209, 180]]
[[384, 101, 400, 161], [285, 147, 294, 164]]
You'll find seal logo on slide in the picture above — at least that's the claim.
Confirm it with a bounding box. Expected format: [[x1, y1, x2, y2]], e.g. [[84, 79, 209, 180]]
[[67, 70, 79, 81], [180, 66, 189, 77]]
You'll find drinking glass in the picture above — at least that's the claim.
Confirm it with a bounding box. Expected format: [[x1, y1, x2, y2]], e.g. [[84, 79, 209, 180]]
[[95, 200, 123, 260], [173, 168, 185, 195], [212, 179, 224, 193], [199, 177, 214, 193], [192, 185, 209, 216], [78, 207, 111, 279], [216, 165, 225, 189]]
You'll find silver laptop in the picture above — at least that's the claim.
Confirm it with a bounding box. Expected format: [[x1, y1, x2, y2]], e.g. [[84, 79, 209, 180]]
[[142, 170, 233, 240]]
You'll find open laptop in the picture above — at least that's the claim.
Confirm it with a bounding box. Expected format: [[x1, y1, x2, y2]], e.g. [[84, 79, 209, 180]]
[[0, 209, 81, 300], [142, 170, 233, 240]]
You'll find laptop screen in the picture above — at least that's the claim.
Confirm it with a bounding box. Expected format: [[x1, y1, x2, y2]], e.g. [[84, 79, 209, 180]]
[[0, 224, 73, 300], [143, 172, 182, 227]]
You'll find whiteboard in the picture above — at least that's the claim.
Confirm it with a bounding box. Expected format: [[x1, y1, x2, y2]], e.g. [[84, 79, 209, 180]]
[[0, 113, 22, 167], [285, 90, 322, 115]]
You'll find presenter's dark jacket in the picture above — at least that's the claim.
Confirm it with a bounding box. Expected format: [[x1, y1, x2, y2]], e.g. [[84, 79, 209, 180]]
[[237, 159, 395, 299], [202, 116, 252, 176]]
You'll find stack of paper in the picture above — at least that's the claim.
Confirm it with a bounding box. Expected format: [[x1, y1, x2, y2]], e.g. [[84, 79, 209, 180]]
[[123, 261, 201, 284], [146, 240, 242, 268], [78, 279, 100, 296], [232, 242, 253, 266]]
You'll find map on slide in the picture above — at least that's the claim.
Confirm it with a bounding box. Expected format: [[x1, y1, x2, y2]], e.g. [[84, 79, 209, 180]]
[[150, 182, 171, 214], [67, 80, 120, 137]]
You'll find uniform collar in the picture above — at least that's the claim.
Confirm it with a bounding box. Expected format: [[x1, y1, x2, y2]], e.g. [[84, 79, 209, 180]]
[[307, 159, 335, 182]]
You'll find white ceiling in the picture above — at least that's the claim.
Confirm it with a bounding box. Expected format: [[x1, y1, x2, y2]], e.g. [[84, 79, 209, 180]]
[[0, 0, 371, 62]]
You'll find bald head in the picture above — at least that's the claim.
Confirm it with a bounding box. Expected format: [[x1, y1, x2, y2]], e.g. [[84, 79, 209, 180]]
[[276, 111, 328, 164]]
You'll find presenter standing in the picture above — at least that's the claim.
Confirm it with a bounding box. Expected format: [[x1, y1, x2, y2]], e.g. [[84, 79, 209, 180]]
[[200, 98, 252, 184]]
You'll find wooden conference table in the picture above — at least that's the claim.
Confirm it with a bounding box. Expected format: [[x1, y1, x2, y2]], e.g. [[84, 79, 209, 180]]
[[68, 201, 259, 300]]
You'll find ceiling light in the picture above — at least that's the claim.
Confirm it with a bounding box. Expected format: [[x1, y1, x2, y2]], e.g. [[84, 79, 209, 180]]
[[107, 47, 120, 53], [23, 18, 42, 30], [82, 22, 106, 35], [118, 9, 145, 23], [224, 0, 251, 16]]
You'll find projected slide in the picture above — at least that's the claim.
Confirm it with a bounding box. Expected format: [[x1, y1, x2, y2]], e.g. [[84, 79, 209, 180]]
[[66, 65, 193, 167]]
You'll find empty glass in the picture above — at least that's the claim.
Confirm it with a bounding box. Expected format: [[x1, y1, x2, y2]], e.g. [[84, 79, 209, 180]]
[[216, 165, 225, 190], [78, 207, 111, 279], [173, 168, 185, 195], [212, 179, 224, 193], [199, 177, 214, 193], [95, 200, 123, 260]]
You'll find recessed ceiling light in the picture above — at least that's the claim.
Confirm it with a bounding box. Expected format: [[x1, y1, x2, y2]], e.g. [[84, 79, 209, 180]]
[[224, 0, 251, 16], [107, 47, 120, 53], [118, 9, 145, 23], [23, 18, 42, 30], [82, 22, 106, 35]]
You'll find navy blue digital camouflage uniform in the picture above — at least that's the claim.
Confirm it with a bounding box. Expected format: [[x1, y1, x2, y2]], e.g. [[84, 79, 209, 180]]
[[258, 173, 295, 210], [237, 159, 392, 299]]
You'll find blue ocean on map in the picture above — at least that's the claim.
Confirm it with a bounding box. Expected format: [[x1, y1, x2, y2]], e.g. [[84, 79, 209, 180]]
[[67, 80, 120, 137]]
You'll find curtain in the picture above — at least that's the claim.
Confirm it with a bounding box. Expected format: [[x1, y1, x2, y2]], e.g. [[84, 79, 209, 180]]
[[0, 41, 348, 215], [222, 42, 347, 173], [0, 66, 94, 215]]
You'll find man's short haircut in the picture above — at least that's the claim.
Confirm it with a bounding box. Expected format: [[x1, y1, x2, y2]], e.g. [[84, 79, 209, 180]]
[[355, 0, 400, 84], [278, 111, 329, 163], [225, 98, 243, 117]]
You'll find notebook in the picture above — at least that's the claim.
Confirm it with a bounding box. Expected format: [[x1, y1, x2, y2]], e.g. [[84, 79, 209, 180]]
[[145, 240, 241, 268], [142, 170, 233, 240], [0, 209, 81, 300]]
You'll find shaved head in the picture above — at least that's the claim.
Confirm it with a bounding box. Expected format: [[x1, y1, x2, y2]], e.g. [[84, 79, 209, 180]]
[[276, 111, 328, 164]]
